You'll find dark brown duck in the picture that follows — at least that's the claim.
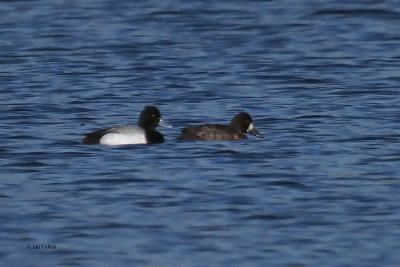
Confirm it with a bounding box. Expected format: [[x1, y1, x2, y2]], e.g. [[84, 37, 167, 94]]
[[178, 112, 263, 141]]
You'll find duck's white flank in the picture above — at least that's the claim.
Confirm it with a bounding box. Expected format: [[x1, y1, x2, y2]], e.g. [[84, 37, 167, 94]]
[[99, 126, 147, 146]]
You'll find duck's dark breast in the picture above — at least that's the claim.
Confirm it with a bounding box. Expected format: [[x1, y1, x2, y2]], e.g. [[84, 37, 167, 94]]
[[145, 130, 165, 144]]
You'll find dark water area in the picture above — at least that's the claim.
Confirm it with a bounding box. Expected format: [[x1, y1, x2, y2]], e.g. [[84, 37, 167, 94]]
[[1, 0, 400, 266]]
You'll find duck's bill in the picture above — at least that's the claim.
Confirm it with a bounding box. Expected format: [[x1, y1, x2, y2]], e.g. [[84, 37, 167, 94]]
[[159, 118, 173, 128], [247, 123, 263, 138]]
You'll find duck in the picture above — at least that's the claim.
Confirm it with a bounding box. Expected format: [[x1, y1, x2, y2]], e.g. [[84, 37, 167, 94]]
[[82, 106, 170, 145], [178, 112, 263, 141]]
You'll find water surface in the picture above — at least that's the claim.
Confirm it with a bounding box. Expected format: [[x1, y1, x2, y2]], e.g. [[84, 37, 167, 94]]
[[1, 0, 400, 266]]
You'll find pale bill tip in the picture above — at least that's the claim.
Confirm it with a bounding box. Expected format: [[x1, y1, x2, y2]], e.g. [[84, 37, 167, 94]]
[[159, 118, 173, 128]]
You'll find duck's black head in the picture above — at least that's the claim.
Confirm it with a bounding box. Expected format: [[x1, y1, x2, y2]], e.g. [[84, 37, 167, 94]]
[[138, 106, 162, 130], [230, 112, 263, 138]]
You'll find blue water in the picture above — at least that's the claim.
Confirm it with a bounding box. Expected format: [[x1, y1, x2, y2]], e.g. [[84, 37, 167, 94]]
[[1, 0, 400, 266]]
